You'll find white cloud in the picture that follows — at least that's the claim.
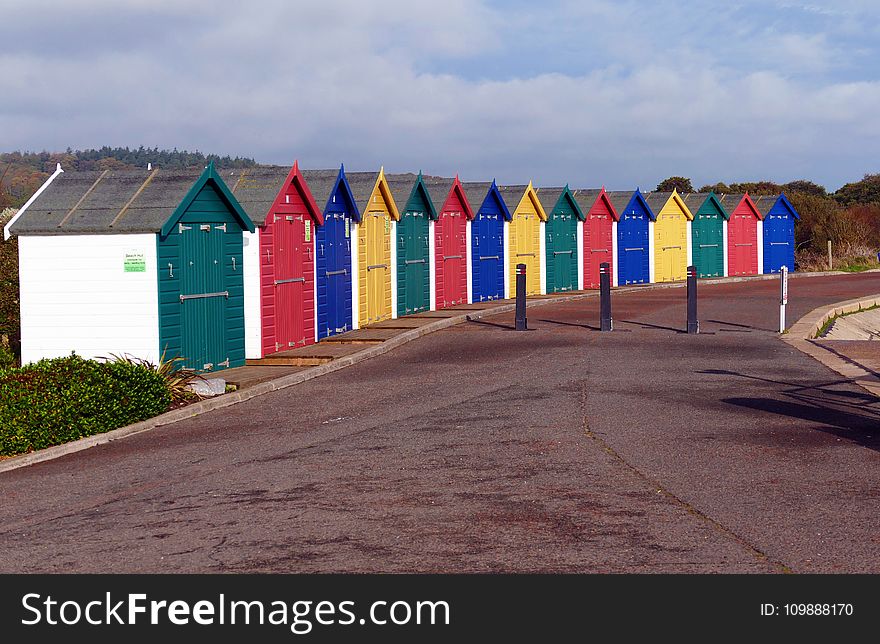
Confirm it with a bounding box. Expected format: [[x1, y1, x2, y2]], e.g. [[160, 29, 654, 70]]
[[2, 0, 880, 190]]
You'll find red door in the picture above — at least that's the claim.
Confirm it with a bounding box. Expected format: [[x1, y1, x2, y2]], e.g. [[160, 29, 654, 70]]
[[437, 212, 467, 308], [729, 212, 757, 275], [274, 211, 307, 349], [584, 212, 613, 288]]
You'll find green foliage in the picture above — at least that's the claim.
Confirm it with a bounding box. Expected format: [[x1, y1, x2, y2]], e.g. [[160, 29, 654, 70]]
[[834, 174, 880, 207], [697, 182, 731, 194], [656, 176, 694, 193], [783, 180, 827, 197], [0, 343, 14, 369], [728, 180, 781, 195], [0, 209, 19, 362], [0, 354, 171, 456], [104, 351, 203, 403]]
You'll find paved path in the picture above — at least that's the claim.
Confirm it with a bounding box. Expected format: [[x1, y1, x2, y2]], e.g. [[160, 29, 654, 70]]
[[1, 273, 878, 573]]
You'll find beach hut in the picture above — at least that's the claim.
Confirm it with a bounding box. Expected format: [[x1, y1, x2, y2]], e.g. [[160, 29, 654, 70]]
[[720, 193, 762, 276], [224, 163, 322, 359], [612, 189, 654, 285], [463, 180, 511, 302], [574, 188, 618, 289], [646, 190, 693, 283], [538, 186, 584, 293], [754, 193, 798, 274], [303, 167, 359, 340], [424, 176, 474, 309], [498, 182, 547, 297], [684, 192, 726, 278], [347, 169, 400, 326], [386, 172, 436, 316], [6, 163, 254, 371]]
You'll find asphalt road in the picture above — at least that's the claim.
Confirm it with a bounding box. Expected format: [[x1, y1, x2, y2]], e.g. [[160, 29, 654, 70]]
[[1, 273, 878, 573]]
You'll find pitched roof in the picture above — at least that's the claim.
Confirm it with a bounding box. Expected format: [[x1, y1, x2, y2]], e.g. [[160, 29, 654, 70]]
[[495, 184, 529, 212], [421, 176, 456, 212], [300, 168, 344, 212], [383, 172, 422, 212], [644, 191, 674, 214], [536, 186, 585, 220], [460, 181, 492, 212], [605, 190, 637, 216], [8, 166, 235, 235], [221, 165, 290, 225], [718, 193, 746, 210], [682, 192, 728, 219], [571, 188, 602, 213], [345, 171, 383, 215], [751, 194, 794, 218]]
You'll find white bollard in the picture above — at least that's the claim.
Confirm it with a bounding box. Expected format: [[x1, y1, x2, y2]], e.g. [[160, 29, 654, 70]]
[[779, 265, 788, 333]]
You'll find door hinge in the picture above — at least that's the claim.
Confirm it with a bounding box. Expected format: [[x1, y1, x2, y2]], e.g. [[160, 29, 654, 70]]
[[218, 358, 230, 368], [215, 223, 227, 232], [179, 224, 192, 233]]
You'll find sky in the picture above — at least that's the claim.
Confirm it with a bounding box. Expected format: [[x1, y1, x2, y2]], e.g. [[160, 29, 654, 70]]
[[2, 0, 880, 190]]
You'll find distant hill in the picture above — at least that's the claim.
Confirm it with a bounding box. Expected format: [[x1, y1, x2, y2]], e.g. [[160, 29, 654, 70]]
[[0, 147, 257, 208]]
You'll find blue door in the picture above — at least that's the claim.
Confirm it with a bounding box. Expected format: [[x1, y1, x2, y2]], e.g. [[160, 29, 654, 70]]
[[618, 213, 649, 284], [763, 211, 794, 274], [472, 208, 504, 301], [316, 207, 353, 339]]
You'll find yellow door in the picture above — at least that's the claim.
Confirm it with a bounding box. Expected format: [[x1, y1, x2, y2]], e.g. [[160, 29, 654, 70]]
[[360, 212, 392, 325], [654, 213, 686, 282], [509, 210, 541, 296]]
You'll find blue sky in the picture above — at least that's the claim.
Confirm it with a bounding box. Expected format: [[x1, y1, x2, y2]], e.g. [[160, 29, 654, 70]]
[[2, 0, 880, 190]]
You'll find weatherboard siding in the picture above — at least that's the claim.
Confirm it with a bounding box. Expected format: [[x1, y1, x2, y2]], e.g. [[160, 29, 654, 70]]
[[18, 234, 160, 365], [243, 229, 261, 359]]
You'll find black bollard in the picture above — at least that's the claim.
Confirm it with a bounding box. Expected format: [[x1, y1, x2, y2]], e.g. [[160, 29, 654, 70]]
[[599, 262, 612, 331], [687, 265, 699, 334], [515, 263, 527, 331]]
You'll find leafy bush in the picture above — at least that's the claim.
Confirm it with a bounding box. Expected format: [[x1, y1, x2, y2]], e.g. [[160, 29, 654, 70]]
[[105, 351, 203, 403], [0, 354, 171, 456], [0, 208, 20, 363]]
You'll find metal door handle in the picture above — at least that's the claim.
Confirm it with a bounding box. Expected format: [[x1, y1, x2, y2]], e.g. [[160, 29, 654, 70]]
[[180, 291, 229, 302], [326, 269, 347, 276], [367, 264, 388, 270], [405, 259, 427, 264], [443, 255, 462, 260], [275, 277, 305, 284], [479, 256, 499, 260]]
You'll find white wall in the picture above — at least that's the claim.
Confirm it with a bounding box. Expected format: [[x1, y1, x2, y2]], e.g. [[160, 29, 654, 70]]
[[19, 234, 160, 365], [576, 220, 584, 290], [428, 219, 436, 310], [611, 221, 619, 287], [686, 219, 693, 267], [539, 220, 547, 295], [757, 220, 764, 274], [351, 220, 360, 330], [648, 220, 656, 283], [465, 219, 473, 303], [242, 229, 262, 359], [722, 220, 729, 276], [503, 220, 510, 299], [390, 219, 398, 319]]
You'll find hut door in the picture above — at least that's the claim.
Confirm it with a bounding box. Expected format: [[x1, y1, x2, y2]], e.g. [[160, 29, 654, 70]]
[[401, 211, 428, 314], [693, 213, 722, 277], [275, 212, 306, 348], [587, 213, 611, 288], [440, 212, 465, 307], [323, 212, 351, 336], [364, 212, 389, 324], [476, 213, 502, 300], [179, 223, 226, 371]]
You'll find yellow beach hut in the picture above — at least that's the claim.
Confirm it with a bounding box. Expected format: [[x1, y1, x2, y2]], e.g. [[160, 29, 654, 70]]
[[646, 190, 693, 283], [347, 169, 400, 327], [498, 182, 547, 297]]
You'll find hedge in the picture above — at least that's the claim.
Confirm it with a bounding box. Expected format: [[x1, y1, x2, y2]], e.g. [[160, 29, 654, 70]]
[[0, 354, 171, 456]]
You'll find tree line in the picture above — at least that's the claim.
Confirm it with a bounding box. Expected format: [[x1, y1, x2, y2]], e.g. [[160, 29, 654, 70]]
[[656, 174, 880, 270]]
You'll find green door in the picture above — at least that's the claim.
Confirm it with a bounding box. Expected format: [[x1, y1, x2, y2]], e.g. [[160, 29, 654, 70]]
[[397, 210, 430, 314], [179, 223, 227, 371], [546, 209, 577, 292], [692, 211, 724, 277]]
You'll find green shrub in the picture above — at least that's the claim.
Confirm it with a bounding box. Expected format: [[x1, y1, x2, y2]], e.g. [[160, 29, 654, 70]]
[[0, 354, 171, 456]]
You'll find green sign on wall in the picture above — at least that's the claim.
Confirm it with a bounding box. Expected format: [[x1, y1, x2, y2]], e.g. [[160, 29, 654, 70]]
[[124, 251, 146, 272]]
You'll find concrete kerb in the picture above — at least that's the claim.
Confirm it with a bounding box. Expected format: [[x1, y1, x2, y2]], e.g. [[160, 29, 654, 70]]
[[0, 270, 865, 473], [783, 293, 880, 398]]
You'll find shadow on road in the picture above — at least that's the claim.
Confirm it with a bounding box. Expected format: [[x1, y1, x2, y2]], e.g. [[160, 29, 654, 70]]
[[467, 318, 516, 331], [537, 318, 600, 331], [620, 320, 685, 333], [700, 368, 880, 452]]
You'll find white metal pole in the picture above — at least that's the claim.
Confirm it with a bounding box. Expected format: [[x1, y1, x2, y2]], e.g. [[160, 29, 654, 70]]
[[779, 265, 788, 333]]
